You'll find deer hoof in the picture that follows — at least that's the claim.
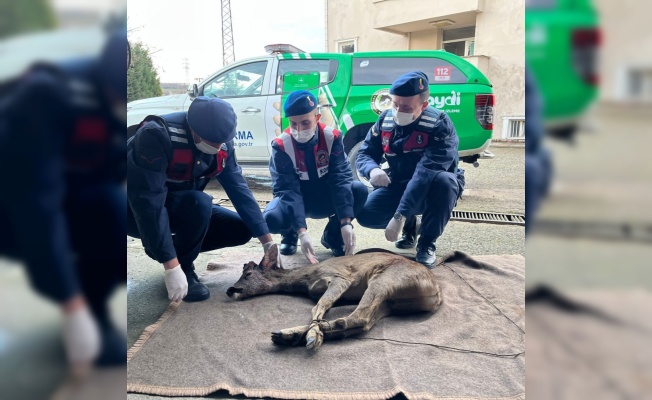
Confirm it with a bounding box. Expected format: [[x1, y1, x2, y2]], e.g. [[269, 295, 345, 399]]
[[271, 330, 304, 346], [305, 329, 324, 351]]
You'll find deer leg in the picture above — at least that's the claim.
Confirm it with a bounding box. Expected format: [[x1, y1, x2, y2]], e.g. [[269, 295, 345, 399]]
[[319, 282, 392, 342], [305, 278, 353, 350], [272, 278, 352, 348]]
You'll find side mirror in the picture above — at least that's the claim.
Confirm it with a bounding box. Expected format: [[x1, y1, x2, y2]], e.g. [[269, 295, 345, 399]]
[[188, 84, 199, 98]]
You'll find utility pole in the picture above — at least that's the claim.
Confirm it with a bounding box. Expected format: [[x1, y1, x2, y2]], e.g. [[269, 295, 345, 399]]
[[221, 0, 235, 66], [182, 58, 190, 86]]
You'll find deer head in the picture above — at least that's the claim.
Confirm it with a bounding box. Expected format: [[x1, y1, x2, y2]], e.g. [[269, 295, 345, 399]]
[[226, 244, 283, 300]]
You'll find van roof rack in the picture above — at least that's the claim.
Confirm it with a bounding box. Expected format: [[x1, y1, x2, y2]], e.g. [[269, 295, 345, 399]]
[[264, 44, 305, 54]]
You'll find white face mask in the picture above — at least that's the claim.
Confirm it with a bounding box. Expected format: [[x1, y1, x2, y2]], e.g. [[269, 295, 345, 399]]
[[194, 137, 219, 154], [393, 107, 417, 126], [290, 127, 316, 143]]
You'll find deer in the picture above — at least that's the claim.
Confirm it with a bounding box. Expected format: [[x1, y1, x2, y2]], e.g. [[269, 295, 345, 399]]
[[226, 244, 442, 351]]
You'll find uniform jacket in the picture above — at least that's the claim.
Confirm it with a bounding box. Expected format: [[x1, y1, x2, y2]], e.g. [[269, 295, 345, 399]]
[[356, 107, 459, 216], [127, 112, 268, 263], [270, 122, 354, 231]]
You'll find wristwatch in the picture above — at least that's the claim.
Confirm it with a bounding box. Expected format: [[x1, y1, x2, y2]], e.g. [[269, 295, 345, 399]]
[[393, 212, 405, 221]]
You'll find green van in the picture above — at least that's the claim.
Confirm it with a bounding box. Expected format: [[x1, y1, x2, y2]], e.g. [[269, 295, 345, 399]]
[[526, 0, 600, 137], [127, 48, 494, 180]]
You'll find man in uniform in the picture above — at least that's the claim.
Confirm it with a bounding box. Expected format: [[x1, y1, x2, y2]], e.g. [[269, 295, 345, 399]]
[[264, 90, 368, 262], [0, 29, 128, 369], [127, 96, 277, 302], [356, 71, 465, 268]]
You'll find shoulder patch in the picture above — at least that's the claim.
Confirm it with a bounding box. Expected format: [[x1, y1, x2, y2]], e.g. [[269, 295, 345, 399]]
[[273, 137, 285, 151]]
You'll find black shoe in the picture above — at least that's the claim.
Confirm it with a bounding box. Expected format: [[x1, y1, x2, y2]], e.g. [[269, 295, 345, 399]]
[[280, 233, 298, 255], [182, 269, 210, 302], [395, 216, 419, 249], [321, 216, 345, 257], [416, 243, 436, 269], [95, 321, 127, 367]]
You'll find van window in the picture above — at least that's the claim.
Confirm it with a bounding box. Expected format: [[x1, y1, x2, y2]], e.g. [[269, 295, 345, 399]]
[[525, 0, 556, 8], [276, 59, 339, 93], [352, 57, 467, 85], [203, 61, 268, 98]]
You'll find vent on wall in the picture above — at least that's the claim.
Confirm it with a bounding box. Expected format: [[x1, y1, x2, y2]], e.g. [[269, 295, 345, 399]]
[[502, 116, 525, 140], [429, 19, 455, 28]]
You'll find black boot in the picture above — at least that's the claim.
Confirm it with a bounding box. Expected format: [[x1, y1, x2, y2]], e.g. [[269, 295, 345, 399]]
[[320, 216, 345, 257], [416, 241, 436, 269], [280, 232, 298, 255], [395, 215, 420, 249], [95, 319, 127, 367], [182, 267, 210, 302]]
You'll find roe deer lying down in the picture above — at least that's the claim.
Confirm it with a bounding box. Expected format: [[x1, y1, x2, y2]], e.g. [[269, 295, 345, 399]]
[[226, 244, 442, 350]]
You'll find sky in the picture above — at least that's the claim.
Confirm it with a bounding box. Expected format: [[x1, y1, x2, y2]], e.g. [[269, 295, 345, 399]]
[[127, 0, 326, 83]]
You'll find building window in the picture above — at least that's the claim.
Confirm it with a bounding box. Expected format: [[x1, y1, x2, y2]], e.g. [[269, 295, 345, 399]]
[[627, 68, 652, 102], [502, 116, 525, 140], [336, 38, 357, 53], [442, 26, 476, 57]]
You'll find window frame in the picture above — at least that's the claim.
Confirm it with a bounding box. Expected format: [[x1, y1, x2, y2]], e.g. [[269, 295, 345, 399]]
[[275, 59, 340, 94], [200, 60, 269, 99], [442, 37, 476, 57], [335, 37, 357, 54]]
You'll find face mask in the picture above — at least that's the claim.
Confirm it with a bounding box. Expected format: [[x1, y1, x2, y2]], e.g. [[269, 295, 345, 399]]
[[392, 107, 416, 126], [194, 137, 219, 154], [290, 126, 315, 143]]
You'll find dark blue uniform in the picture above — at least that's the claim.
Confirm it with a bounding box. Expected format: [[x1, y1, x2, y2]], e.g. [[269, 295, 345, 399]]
[[356, 106, 464, 247], [126, 112, 269, 271], [0, 34, 127, 365], [525, 68, 552, 233], [264, 123, 368, 243]]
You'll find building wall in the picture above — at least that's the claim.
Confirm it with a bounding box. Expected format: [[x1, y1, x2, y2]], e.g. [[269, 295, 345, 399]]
[[326, 0, 525, 140], [594, 0, 652, 103], [326, 0, 407, 53], [409, 29, 440, 50], [474, 0, 525, 138]]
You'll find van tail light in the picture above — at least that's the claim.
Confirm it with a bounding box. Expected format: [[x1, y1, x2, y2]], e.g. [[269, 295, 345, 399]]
[[475, 94, 494, 131], [572, 28, 601, 86]]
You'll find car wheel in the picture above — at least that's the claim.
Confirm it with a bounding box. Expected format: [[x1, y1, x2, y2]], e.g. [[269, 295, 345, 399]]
[[347, 141, 388, 192]]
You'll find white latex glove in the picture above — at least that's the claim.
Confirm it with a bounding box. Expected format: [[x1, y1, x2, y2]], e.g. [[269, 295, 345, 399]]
[[262, 240, 283, 267], [299, 231, 319, 264], [164, 265, 188, 302], [62, 306, 101, 367], [341, 224, 356, 255], [369, 168, 391, 187], [385, 216, 405, 242]]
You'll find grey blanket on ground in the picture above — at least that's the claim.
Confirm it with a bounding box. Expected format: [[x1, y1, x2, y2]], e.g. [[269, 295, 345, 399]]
[[127, 250, 525, 400]]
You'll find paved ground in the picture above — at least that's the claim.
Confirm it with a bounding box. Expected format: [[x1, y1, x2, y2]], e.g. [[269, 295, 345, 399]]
[[0, 145, 524, 399], [527, 103, 652, 290]]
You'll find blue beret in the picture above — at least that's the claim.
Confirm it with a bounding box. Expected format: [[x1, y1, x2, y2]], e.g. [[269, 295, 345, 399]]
[[187, 96, 237, 143], [389, 71, 429, 96], [284, 90, 317, 117]]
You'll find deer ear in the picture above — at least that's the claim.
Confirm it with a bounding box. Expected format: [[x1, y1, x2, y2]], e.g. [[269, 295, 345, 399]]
[[261, 244, 281, 271]]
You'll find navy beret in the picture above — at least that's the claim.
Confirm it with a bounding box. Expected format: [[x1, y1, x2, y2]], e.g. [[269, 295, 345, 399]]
[[284, 90, 317, 117], [389, 71, 429, 96], [187, 96, 237, 143]]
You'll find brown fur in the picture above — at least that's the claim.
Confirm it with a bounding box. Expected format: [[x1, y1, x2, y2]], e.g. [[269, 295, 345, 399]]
[[226, 245, 442, 350]]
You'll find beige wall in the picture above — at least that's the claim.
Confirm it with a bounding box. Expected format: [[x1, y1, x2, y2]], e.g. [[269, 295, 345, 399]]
[[326, 0, 525, 140], [474, 0, 525, 137], [594, 0, 652, 103], [409, 29, 440, 50], [326, 0, 406, 53]]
